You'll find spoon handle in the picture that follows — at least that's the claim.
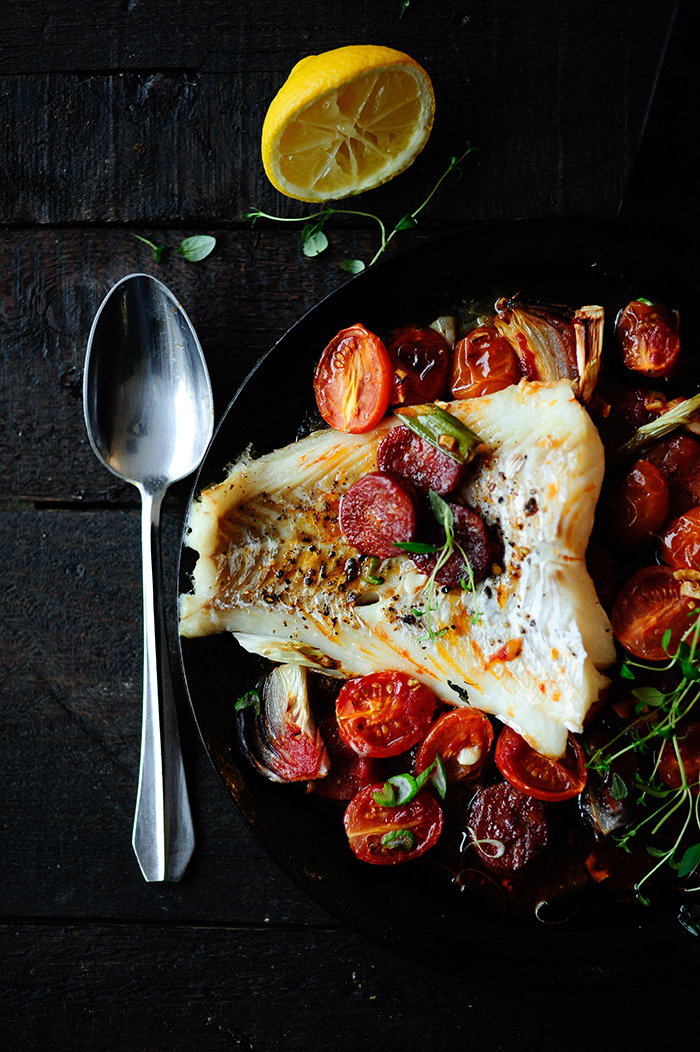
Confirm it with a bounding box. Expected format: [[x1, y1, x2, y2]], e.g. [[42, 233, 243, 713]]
[[132, 486, 195, 881]]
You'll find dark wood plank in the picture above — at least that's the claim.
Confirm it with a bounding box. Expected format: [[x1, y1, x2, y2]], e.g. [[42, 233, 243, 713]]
[[1, 506, 330, 924], [0, 226, 384, 503], [0, 0, 667, 224], [2, 921, 698, 1052]]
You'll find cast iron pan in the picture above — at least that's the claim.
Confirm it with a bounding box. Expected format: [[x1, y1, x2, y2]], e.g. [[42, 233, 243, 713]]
[[179, 2, 700, 985]]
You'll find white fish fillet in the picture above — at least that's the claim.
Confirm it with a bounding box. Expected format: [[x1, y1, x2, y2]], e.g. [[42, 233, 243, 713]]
[[180, 380, 615, 758]]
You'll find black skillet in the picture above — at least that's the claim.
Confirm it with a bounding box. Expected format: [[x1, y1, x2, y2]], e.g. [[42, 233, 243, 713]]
[[179, 1, 700, 985]]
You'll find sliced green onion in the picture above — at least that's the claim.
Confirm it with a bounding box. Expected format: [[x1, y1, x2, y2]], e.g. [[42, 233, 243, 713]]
[[373, 782, 396, 806], [395, 404, 483, 464], [374, 761, 439, 808], [387, 774, 418, 804], [381, 829, 415, 851], [430, 755, 447, 800], [612, 392, 700, 465]]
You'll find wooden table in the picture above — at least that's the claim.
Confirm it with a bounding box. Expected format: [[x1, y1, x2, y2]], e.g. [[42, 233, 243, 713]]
[[3, 2, 697, 1048]]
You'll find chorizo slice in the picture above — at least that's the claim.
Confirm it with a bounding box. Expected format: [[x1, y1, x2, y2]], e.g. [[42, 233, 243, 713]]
[[339, 471, 419, 559]]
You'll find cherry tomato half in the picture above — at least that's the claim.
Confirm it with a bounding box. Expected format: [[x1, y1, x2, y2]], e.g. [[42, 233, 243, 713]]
[[658, 722, 700, 791], [450, 325, 522, 399], [343, 783, 443, 865], [314, 323, 392, 433], [415, 708, 494, 782], [607, 458, 669, 550], [336, 671, 436, 758], [610, 564, 697, 661], [384, 324, 450, 406], [494, 726, 587, 802], [660, 506, 700, 570], [616, 299, 681, 378]]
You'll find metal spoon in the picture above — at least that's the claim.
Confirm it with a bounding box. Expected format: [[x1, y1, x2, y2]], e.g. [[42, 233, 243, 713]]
[[83, 273, 214, 881]]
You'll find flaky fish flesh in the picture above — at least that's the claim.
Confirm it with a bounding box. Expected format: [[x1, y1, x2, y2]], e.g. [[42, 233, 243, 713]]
[[180, 379, 615, 758]]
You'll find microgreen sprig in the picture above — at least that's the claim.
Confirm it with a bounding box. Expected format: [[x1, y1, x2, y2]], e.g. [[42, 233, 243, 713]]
[[133, 233, 216, 263], [246, 144, 476, 273], [587, 609, 700, 902], [395, 491, 482, 642]]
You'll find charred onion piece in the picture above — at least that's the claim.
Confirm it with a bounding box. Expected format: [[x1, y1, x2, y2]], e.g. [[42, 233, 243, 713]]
[[579, 767, 636, 838], [237, 664, 329, 783], [493, 295, 603, 403]]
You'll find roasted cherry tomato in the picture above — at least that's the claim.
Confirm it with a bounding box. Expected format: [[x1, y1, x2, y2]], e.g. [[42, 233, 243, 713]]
[[647, 434, 700, 518], [658, 723, 700, 791], [450, 325, 521, 399], [495, 726, 587, 802], [616, 298, 681, 377], [314, 323, 392, 433], [607, 458, 669, 550], [610, 564, 697, 661], [660, 506, 700, 570], [384, 324, 450, 406], [415, 707, 493, 782], [343, 783, 443, 865], [336, 671, 436, 758]]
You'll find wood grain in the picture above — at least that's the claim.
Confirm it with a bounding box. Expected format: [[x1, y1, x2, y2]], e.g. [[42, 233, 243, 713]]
[[0, 0, 667, 224], [1, 506, 332, 924], [1, 921, 696, 1052]]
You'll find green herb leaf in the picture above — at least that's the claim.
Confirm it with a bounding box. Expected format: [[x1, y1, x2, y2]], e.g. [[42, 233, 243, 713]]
[[235, 689, 261, 715], [429, 490, 453, 527], [339, 258, 366, 274], [301, 228, 329, 257], [609, 772, 628, 800], [395, 214, 418, 231], [399, 0, 410, 17], [619, 662, 636, 680], [662, 627, 673, 652], [631, 686, 667, 708], [447, 681, 470, 702], [381, 829, 415, 851], [394, 540, 441, 554], [177, 235, 216, 262], [680, 658, 700, 681], [679, 842, 700, 880]]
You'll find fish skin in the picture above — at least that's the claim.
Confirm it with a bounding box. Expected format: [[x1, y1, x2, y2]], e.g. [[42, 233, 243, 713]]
[[180, 380, 615, 759]]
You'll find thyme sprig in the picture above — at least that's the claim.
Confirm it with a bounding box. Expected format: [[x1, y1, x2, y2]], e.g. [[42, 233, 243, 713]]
[[246, 144, 476, 272], [396, 491, 482, 642], [587, 610, 700, 903], [132, 233, 216, 263]]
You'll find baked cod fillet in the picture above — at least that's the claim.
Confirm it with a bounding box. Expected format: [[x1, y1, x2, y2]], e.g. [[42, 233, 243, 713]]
[[180, 379, 615, 758]]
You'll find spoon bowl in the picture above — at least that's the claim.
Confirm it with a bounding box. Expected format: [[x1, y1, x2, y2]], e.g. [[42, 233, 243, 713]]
[[84, 273, 214, 881]]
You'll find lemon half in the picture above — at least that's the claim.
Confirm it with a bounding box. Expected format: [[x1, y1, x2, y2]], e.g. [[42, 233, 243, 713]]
[[261, 45, 435, 202]]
